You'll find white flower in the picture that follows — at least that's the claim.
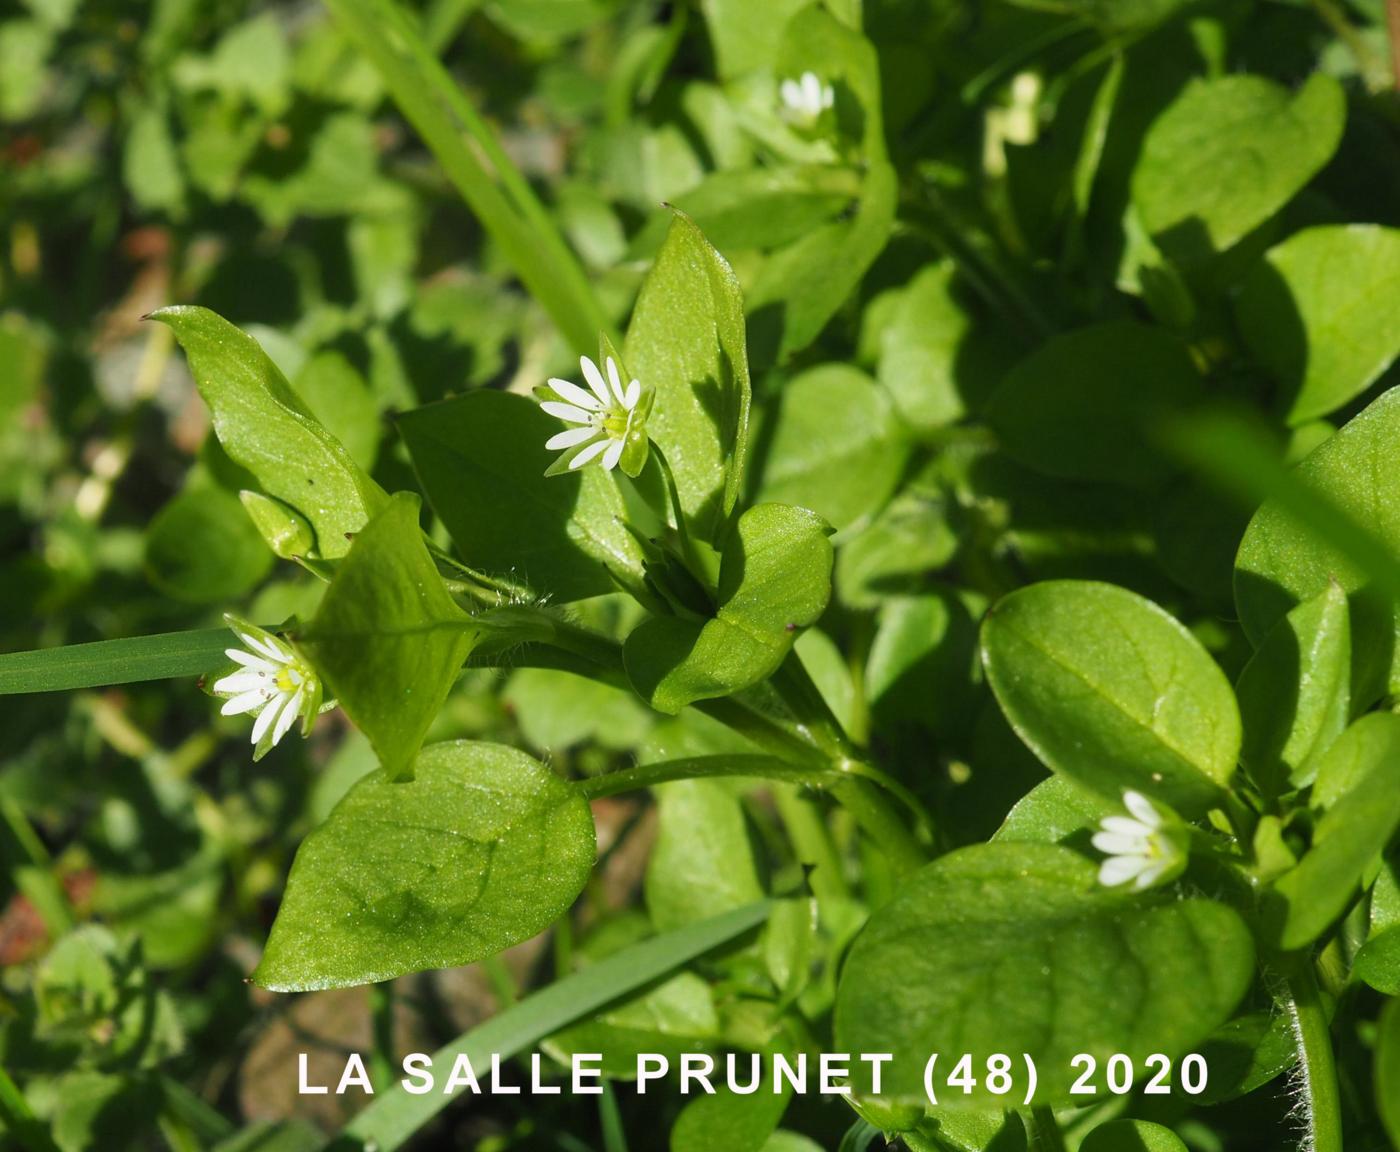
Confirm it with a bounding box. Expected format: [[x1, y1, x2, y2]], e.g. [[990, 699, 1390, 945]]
[[539, 354, 651, 475], [779, 71, 834, 128], [1091, 790, 1187, 891], [210, 616, 322, 759]]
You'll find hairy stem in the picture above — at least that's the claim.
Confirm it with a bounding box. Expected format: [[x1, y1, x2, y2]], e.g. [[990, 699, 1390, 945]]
[[1282, 953, 1343, 1152]]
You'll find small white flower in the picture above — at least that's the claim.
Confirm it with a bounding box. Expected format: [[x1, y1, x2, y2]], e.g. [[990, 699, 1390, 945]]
[[779, 71, 834, 128], [1092, 790, 1187, 891], [210, 616, 322, 759], [539, 354, 651, 476]]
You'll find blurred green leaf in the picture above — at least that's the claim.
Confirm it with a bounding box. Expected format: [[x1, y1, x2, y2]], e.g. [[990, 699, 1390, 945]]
[[757, 364, 909, 531], [646, 779, 764, 931], [1235, 580, 1350, 797], [1133, 73, 1344, 262], [986, 321, 1203, 486], [145, 482, 274, 604], [1377, 997, 1400, 1148], [1232, 391, 1400, 703], [1236, 224, 1400, 424], [1268, 714, 1400, 949], [1080, 1120, 1188, 1152]]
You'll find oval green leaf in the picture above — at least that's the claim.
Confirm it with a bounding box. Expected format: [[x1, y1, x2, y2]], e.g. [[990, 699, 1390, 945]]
[[833, 843, 1254, 1106], [1132, 73, 1344, 262], [253, 740, 596, 990], [757, 364, 909, 531], [1236, 225, 1400, 424], [981, 580, 1240, 814]]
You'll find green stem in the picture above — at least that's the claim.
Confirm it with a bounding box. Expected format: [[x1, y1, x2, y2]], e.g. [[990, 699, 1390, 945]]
[[581, 755, 829, 800], [830, 777, 927, 875], [1281, 953, 1343, 1152], [0, 1066, 59, 1152], [370, 982, 396, 1093], [1028, 1107, 1068, 1152]]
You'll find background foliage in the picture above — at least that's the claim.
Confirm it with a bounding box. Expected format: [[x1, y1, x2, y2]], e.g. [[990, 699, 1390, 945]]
[[2, 0, 1400, 1149]]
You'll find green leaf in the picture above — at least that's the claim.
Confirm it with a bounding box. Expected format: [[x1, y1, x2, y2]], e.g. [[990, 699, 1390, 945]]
[[981, 580, 1240, 814], [301, 492, 478, 781], [1132, 73, 1344, 263], [985, 321, 1204, 486], [748, 162, 897, 364], [1354, 928, 1400, 995], [1080, 1121, 1188, 1152], [756, 364, 909, 531], [877, 264, 973, 432], [624, 503, 834, 713], [504, 668, 653, 753], [866, 591, 979, 736], [547, 970, 719, 1078], [833, 843, 1254, 1105], [699, 0, 811, 78], [1234, 387, 1400, 702], [993, 777, 1113, 845], [835, 475, 957, 610], [1268, 714, 1400, 950], [1235, 580, 1350, 797], [150, 306, 386, 559], [1237, 225, 1400, 424], [672, 1080, 791, 1152], [398, 390, 644, 603], [1377, 997, 1400, 1150], [0, 628, 234, 695], [640, 166, 858, 255], [291, 350, 381, 472], [625, 211, 752, 545], [253, 740, 595, 990], [330, 901, 772, 1151], [123, 104, 184, 214], [645, 779, 764, 931], [777, 5, 886, 160], [144, 482, 274, 603]]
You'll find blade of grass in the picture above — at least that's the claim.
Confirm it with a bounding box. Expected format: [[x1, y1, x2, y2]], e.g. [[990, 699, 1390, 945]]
[[0, 628, 231, 695], [323, 900, 771, 1151], [323, 0, 615, 353], [1164, 409, 1400, 602]]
